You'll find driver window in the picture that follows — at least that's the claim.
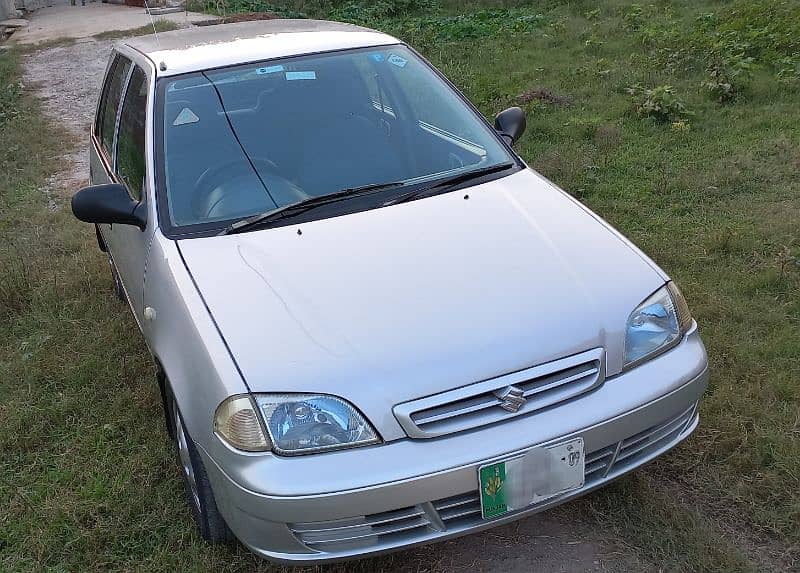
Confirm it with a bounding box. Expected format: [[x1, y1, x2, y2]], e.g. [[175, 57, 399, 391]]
[[116, 67, 148, 201], [97, 56, 132, 158]]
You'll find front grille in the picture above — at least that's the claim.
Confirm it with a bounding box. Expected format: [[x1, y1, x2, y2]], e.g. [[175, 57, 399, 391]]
[[434, 492, 482, 526], [394, 348, 605, 438], [289, 402, 698, 554], [613, 402, 697, 471], [584, 444, 617, 480], [290, 505, 434, 552]]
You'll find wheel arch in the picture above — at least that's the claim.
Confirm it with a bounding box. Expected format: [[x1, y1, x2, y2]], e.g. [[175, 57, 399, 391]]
[[154, 357, 176, 439]]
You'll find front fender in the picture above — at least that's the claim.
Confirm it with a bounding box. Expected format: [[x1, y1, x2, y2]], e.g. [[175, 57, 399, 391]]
[[143, 232, 249, 450]]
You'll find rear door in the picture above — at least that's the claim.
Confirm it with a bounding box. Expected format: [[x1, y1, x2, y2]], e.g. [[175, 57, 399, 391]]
[[90, 54, 154, 324], [91, 54, 129, 189]]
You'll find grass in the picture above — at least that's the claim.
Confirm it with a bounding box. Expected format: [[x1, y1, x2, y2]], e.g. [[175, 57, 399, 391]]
[[92, 19, 181, 40], [2, 0, 799, 571]]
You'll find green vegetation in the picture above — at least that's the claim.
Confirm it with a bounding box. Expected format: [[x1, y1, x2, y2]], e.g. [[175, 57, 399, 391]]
[[92, 19, 181, 40], [188, 0, 306, 18], [625, 83, 691, 123], [2, 0, 799, 571]]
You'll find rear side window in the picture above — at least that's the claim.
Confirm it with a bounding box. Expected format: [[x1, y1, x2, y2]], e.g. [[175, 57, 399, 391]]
[[96, 55, 132, 157], [116, 67, 148, 201]]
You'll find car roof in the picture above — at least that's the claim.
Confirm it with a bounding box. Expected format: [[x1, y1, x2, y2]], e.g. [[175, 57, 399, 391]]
[[122, 19, 400, 77]]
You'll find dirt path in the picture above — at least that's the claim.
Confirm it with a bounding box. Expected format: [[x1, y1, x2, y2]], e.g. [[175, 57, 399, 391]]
[[389, 506, 652, 573], [11, 4, 215, 45], [23, 38, 114, 202], [21, 38, 651, 573]]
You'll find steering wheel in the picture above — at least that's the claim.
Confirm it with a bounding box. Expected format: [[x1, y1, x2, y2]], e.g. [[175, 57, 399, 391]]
[[192, 158, 308, 220]]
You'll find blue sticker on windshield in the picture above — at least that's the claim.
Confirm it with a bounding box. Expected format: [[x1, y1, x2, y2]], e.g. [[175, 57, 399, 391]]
[[285, 71, 317, 80], [257, 65, 284, 75], [388, 54, 408, 68], [369, 53, 385, 62]]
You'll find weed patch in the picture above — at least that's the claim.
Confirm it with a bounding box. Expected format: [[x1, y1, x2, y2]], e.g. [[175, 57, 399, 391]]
[[327, 0, 433, 22], [189, 0, 306, 18], [626, 84, 690, 123], [0, 78, 23, 122], [701, 56, 754, 103], [347, 8, 549, 43], [92, 19, 180, 40], [627, 0, 800, 100]]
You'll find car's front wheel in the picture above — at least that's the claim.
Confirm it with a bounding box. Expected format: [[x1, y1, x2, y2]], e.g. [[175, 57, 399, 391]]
[[171, 395, 233, 543]]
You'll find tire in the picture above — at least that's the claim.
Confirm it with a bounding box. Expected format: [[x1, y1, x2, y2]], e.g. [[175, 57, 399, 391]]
[[171, 392, 233, 543], [108, 255, 125, 302]]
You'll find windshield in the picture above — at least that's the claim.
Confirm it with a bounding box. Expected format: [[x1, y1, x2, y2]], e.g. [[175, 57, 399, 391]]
[[158, 45, 515, 231]]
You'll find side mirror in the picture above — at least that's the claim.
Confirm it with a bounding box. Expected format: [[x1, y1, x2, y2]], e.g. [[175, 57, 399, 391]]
[[495, 107, 527, 146], [71, 184, 146, 230]]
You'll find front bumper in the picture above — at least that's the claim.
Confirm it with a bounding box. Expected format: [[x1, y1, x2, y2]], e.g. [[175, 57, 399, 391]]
[[200, 330, 708, 563]]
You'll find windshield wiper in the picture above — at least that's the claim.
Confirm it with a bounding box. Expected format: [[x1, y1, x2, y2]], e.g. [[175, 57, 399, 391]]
[[383, 162, 515, 207], [220, 181, 405, 235]]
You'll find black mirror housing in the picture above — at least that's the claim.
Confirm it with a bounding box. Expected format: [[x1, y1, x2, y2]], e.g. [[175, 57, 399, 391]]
[[495, 107, 527, 146], [71, 184, 146, 230]]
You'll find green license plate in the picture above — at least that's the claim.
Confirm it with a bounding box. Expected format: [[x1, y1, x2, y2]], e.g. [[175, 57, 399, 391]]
[[479, 437, 585, 519]]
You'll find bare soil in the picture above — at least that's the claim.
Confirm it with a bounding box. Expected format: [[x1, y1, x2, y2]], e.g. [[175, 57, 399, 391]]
[[517, 86, 572, 107]]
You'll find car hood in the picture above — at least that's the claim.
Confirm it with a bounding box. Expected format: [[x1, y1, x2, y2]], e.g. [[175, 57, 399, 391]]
[[178, 168, 666, 439]]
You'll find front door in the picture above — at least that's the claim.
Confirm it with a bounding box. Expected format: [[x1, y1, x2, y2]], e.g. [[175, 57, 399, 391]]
[[90, 55, 154, 324]]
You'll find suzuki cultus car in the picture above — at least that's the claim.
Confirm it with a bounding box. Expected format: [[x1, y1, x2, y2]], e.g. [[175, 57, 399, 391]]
[[71, 20, 708, 563]]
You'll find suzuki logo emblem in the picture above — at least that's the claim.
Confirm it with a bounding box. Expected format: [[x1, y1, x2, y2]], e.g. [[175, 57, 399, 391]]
[[494, 385, 526, 413]]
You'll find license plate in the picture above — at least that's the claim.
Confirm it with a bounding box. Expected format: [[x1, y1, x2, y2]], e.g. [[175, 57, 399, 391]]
[[478, 437, 585, 519]]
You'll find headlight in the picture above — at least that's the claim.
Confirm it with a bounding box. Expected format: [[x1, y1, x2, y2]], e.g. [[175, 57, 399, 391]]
[[255, 394, 379, 455], [215, 394, 379, 455], [624, 282, 693, 368]]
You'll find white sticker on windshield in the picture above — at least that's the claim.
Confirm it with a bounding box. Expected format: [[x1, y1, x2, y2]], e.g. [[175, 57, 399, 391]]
[[257, 65, 284, 75], [388, 54, 408, 68], [173, 107, 199, 126], [285, 71, 316, 80]]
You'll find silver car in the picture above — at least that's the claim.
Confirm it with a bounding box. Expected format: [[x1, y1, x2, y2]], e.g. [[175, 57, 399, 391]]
[[71, 19, 708, 564]]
